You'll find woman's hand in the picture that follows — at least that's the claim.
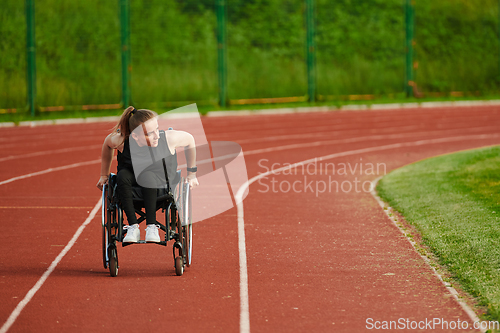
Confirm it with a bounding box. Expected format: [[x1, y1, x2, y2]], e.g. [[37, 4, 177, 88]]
[[186, 173, 199, 189], [96, 175, 109, 191]]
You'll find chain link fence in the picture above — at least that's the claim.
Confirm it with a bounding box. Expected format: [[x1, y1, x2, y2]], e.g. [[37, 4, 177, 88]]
[[1, 0, 26, 110], [35, 0, 121, 109], [131, 0, 218, 106], [316, 0, 406, 99], [414, 0, 498, 96], [1, 0, 498, 114]]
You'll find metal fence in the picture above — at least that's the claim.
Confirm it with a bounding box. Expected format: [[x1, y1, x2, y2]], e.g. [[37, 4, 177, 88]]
[[1, 0, 498, 115]]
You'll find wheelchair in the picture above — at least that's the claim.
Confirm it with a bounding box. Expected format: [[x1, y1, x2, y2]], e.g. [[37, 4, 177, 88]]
[[101, 170, 193, 277]]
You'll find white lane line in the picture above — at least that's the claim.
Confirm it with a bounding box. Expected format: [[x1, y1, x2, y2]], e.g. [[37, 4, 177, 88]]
[[1, 129, 497, 187], [0, 198, 101, 333], [0, 159, 100, 186], [234, 133, 500, 333], [0, 145, 101, 162], [235, 197, 250, 333], [369, 177, 486, 332], [238, 125, 499, 147], [237, 126, 500, 157], [243, 133, 500, 158], [222, 123, 500, 145], [1, 122, 496, 332], [242, 130, 471, 156]]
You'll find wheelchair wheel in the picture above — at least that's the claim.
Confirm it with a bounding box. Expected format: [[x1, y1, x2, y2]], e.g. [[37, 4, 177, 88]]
[[174, 206, 185, 276], [101, 184, 109, 269], [170, 179, 193, 276], [185, 223, 192, 267], [102, 179, 121, 276], [175, 256, 183, 276], [183, 183, 193, 267], [108, 246, 118, 277]]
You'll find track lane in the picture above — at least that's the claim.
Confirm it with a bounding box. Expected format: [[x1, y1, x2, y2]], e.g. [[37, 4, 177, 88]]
[[1, 121, 243, 332], [0, 167, 104, 328], [7, 210, 241, 333], [1, 106, 500, 332], [237, 136, 500, 332]]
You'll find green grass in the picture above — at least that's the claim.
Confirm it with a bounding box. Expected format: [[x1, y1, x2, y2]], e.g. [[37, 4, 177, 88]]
[[1, 0, 498, 109], [377, 146, 500, 321], [415, 0, 499, 93]]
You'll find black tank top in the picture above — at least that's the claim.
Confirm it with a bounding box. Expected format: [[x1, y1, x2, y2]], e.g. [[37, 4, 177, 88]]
[[117, 130, 178, 184]]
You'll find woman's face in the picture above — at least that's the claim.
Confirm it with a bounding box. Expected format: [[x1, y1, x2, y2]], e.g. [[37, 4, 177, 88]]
[[132, 117, 160, 147]]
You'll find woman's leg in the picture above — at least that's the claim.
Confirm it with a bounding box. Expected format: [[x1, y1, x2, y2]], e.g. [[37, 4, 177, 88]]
[[116, 168, 138, 225], [137, 171, 161, 225]]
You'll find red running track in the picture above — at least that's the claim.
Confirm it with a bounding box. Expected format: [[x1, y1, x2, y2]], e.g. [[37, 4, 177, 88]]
[[1, 106, 500, 332]]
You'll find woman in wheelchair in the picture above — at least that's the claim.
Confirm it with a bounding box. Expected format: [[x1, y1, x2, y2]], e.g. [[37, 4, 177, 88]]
[[96, 106, 198, 243]]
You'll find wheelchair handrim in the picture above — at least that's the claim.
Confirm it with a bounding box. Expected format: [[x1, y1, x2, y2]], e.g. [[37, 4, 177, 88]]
[[185, 184, 192, 266], [101, 184, 106, 227]]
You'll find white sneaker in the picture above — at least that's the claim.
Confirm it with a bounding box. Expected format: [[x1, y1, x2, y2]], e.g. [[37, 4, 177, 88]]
[[145, 224, 161, 243], [123, 224, 140, 243]]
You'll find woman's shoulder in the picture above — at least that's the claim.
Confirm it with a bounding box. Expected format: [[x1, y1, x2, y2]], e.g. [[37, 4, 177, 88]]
[[105, 131, 125, 149], [166, 130, 194, 148], [165, 129, 193, 144]]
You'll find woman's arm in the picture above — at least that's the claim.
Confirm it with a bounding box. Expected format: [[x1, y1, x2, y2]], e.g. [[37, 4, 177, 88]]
[[168, 130, 199, 188], [96, 133, 121, 190]]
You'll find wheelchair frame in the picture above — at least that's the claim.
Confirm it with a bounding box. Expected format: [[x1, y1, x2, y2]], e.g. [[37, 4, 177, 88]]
[[101, 172, 193, 277]]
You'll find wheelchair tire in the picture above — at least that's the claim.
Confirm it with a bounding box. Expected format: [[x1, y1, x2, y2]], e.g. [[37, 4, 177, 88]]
[[108, 247, 118, 277], [102, 225, 108, 269], [185, 223, 192, 267], [175, 256, 183, 276], [102, 184, 109, 269], [181, 183, 193, 267]]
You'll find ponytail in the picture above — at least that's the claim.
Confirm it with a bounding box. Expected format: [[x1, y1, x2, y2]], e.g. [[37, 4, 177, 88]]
[[113, 106, 158, 140]]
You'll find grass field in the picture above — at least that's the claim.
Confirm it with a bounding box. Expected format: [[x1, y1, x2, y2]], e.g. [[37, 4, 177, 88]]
[[377, 145, 500, 322], [1, 0, 498, 109]]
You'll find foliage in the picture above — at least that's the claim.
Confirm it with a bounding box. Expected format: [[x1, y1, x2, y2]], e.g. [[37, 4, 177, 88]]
[[0, 0, 498, 109]]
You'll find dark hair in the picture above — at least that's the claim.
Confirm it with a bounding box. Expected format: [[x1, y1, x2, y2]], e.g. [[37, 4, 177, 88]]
[[113, 106, 157, 140]]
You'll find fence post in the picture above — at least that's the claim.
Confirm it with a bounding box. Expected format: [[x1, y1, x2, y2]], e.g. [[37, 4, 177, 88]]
[[26, 0, 36, 116], [120, 0, 131, 107], [405, 0, 415, 97], [216, 0, 227, 107], [306, 0, 316, 102]]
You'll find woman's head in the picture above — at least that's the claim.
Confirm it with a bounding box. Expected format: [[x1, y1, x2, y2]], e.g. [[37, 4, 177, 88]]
[[115, 106, 158, 141], [131, 116, 160, 147]]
